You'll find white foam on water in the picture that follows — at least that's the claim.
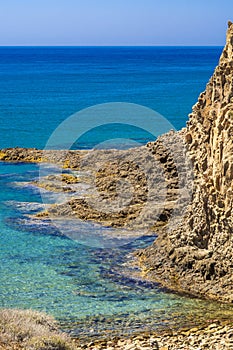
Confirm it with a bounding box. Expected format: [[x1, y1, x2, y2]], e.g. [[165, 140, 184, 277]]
[[4, 200, 47, 213], [51, 217, 148, 248]]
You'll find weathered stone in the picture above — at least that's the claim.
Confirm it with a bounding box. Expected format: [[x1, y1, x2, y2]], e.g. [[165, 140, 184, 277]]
[[0, 21, 233, 350], [137, 21, 233, 303]]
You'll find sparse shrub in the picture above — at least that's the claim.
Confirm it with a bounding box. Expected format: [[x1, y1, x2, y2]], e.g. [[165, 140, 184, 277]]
[[0, 309, 75, 350], [26, 335, 75, 350]]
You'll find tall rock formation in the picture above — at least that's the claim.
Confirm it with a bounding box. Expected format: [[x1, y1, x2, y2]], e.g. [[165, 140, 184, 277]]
[[0, 22, 232, 304], [139, 22, 233, 302]]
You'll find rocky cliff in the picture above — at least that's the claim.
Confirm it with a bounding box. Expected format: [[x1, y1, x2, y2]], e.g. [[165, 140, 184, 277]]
[[1, 22, 232, 303], [138, 22, 233, 302]]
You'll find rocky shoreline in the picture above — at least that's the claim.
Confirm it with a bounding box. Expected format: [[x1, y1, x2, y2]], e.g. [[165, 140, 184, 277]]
[[0, 308, 232, 350], [1, 21, 233, 350], [134, 22, 233, 304], [74, 321, 233, 350], [1, 21, 233, 301]]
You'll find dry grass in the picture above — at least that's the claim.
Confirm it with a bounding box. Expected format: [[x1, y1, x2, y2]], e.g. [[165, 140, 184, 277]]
[[0, 309, 75, 350]]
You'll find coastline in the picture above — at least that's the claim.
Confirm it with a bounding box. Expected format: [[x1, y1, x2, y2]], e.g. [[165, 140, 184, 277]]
[[0, 308, 233, 350], [0, 22, 233, 350], [0, 138, 232, 348], [135, 22, 233, 305]]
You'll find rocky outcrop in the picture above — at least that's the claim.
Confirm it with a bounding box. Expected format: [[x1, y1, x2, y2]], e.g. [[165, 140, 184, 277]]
[[35, 144, 180, 229], [0, 147, 86, 168], [1, 23, 233, 303], [138, 22, 233, 302]]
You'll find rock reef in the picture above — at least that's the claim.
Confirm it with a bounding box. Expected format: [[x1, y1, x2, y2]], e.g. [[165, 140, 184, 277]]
[[0, 148, 86, 168]]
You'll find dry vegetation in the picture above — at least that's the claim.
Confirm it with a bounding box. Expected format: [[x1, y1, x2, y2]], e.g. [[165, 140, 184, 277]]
[[0, 309, 75, 350]]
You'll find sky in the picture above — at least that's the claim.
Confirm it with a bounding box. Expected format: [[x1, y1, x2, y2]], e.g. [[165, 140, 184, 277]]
[[0, 0, 233, 46]]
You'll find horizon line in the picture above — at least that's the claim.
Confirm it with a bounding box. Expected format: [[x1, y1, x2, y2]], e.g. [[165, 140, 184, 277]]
[[0, 44, 224, 48]]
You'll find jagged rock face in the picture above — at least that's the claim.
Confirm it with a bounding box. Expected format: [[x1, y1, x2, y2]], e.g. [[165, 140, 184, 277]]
[[186, 21, 233, 246], [185, 23, 233, 256], [0, 23, 232, 303], [138, 22, 233, 302]]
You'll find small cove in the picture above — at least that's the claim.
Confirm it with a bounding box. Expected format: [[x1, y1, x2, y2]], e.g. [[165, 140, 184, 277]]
[[0, 161, 233, 340]]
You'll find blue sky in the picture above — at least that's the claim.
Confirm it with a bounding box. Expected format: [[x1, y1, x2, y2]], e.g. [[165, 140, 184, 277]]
[[0, 0, 232, 46]]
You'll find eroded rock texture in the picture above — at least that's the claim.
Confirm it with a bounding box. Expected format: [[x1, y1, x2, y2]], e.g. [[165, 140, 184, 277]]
[[1, 22, 233, 303], [138, 22, 233, 302]]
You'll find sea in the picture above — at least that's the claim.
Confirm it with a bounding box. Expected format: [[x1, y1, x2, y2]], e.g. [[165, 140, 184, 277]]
[[0, 46, 233, 338]]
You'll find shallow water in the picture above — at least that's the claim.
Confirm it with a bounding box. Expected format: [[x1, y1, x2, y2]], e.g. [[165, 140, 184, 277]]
[[0, 161, 233, 339], [0, 46, 231, 339]]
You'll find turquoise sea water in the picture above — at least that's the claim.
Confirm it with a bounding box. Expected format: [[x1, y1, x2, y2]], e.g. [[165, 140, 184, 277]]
[[1, 161, 233, 338], [0, 46, 222, 148], [1, 47, 233, 338]]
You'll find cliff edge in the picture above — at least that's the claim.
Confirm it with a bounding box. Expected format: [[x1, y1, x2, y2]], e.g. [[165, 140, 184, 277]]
[[0, 22, 232, 304], [138, 22, 233, 302]]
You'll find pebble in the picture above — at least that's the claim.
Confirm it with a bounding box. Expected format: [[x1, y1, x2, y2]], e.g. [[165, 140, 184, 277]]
[[74, 322, 233, 349]]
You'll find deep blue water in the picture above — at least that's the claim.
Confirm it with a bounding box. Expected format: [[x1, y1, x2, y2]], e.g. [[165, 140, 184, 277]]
[[0, 46, 223, 149], [1, 47, 233, 338]]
